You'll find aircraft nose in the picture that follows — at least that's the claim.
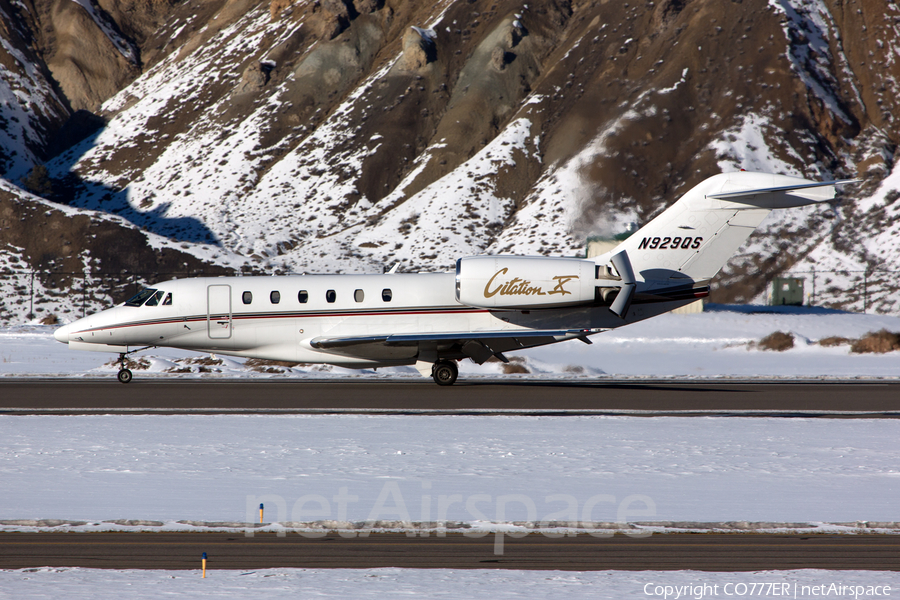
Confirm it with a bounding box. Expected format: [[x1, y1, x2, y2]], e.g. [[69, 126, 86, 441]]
[[53, 323, 71, 343]]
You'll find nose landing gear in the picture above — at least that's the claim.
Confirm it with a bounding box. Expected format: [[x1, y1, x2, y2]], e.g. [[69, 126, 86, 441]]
[[115, 347, 152, 383], [117, 352, 133, 384]]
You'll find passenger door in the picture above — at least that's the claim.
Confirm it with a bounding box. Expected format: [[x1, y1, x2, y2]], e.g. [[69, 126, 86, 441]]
[[207, 285, 232, 339]]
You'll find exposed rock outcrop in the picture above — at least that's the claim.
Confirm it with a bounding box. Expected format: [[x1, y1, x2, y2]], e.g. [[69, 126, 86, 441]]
[[2, 0, 900, 320], [234, 62, 271, 95], [270, 0, 295, 19], [35, 0, 141, 111], [398, 26, 436, 71]]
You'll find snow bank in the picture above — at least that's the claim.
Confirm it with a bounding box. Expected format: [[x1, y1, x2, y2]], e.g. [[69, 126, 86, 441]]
[[2, 414, 899, 528], [2, 568, 898, 600]]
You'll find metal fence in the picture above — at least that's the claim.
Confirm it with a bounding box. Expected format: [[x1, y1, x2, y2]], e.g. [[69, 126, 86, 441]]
[[0, 270, 234, 323], [776, 269, 900, 314]]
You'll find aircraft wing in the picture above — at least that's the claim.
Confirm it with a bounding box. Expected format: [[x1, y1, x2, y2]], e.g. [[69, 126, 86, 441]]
[[310, 328, 606, 364]]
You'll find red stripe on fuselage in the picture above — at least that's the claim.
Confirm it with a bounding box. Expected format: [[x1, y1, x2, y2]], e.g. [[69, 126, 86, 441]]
[[71, 307, 490, 336]]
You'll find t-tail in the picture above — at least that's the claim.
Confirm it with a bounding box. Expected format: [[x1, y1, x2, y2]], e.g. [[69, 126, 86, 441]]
[[593, 171, 857, 315]]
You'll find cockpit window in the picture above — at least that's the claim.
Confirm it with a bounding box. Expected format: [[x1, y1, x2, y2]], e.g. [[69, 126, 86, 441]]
[[163, 293, 173, 306], [144, 290, 166, 307], [124, 288, 158, 307]]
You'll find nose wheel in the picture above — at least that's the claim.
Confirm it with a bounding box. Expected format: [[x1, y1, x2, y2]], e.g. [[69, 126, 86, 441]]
[[117, 352, 133, 384], [107, 347, 152, 384], [432, 360, 458, 386]]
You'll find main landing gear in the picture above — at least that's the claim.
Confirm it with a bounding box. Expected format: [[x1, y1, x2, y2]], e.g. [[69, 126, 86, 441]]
[[117, 366, 133, 384], [432, 360, 458, 386]]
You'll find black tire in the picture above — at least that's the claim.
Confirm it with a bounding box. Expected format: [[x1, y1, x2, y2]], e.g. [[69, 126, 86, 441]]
[[432, 361, 458, 386], [117, 369, 133, 384]]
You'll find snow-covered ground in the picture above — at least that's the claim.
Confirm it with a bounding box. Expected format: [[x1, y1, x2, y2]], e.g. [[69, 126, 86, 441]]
[[2, 305, 898, 529], [3, 413, 900, 529], [2, 304, 899, 379], [3, 568, 898, 600], [4, 408, 900, 530], [2, 306, 899, 597]]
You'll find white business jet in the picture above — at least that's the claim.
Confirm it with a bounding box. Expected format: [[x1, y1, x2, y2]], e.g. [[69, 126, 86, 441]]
[[54, 171, 855, 385]]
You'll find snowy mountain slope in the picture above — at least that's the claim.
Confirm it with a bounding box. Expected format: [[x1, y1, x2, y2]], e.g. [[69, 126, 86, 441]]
[[0, 0, 899, 323], [0, 0, 69, 180], [0, 179, 251, 323]]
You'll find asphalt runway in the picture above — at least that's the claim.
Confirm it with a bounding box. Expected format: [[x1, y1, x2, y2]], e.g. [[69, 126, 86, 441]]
[[4, 380, 897, 572], [1, 532, 898, 571], [0, 380, 898, 415]]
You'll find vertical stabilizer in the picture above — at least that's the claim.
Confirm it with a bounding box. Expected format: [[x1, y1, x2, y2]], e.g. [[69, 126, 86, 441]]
[[597, 172, 848, 284]]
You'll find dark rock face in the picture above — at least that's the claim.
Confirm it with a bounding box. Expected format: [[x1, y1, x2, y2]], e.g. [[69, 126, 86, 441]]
[[1, 0, 900, 318], [0, 182, 238, 322], [235, 62, 270, 95]]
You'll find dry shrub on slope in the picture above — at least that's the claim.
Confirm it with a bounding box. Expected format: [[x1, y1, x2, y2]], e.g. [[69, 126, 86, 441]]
[[500, 355, 530, 374], [244, 358, 301, 370], [757, 331, 795, 352], [850, 330, 900, 354], [818, 336, 851, 347]]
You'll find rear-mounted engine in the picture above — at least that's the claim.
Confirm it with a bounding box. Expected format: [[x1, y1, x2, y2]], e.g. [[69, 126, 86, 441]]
[[456, 256, 601, 309]]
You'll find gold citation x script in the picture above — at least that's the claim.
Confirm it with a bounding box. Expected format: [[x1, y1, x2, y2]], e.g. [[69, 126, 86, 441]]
[[484, 268, 579, 298]]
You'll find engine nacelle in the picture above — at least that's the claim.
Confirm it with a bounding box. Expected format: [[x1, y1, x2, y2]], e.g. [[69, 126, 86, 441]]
[[456, 256, 600, 309]]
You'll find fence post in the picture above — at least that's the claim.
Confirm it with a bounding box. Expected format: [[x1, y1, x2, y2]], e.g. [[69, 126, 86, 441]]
[[863, 271, 868, 314], [810, 268, 815, 307]]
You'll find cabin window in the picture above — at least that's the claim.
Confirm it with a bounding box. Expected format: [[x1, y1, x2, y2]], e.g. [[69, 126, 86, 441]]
[[326, 289, 336, 303], [163, 293, 173, 306], [242, 291, 253, 305], [270, 290, 281, 304], [144, 290, 165, 307], [382, 288, 392, 302], [354, 289, 364, 303], [298, 290, 308, 303], [124, 288, 157, 307]]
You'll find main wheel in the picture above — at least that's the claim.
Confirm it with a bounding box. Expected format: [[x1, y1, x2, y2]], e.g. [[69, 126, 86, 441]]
[[432, 360, 458, 386], [117, 368, 133, 384]]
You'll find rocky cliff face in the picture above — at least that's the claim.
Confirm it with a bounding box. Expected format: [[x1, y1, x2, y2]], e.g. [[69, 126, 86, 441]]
[[1, 0, 900, 322]]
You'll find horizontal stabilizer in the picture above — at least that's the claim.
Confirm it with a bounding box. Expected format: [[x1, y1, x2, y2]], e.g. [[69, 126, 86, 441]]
[[706, 179, 859, 207]]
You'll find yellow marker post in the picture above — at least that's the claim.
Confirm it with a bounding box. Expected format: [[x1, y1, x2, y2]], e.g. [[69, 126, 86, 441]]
[[259, 503, 264, 524], [202, 552, 207, 578]]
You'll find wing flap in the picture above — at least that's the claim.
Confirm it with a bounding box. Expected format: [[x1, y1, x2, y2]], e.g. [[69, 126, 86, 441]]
[[310, 328, 605, 350]]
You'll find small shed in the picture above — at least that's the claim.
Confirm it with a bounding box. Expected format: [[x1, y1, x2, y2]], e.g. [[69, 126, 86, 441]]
[[770, 277, 805, 306]]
